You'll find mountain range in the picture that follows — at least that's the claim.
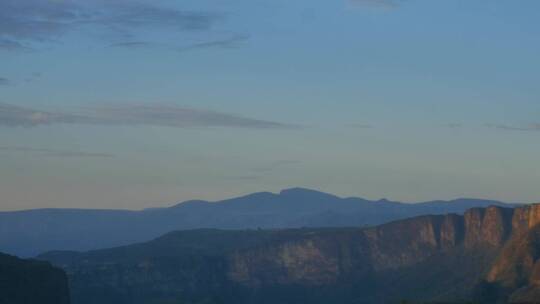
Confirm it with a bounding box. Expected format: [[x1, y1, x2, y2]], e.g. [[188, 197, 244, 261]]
[[0, 188, 515, 257], [38, 203, 540, 304]]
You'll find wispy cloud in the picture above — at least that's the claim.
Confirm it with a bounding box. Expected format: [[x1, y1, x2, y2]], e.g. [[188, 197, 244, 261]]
[[0, 38, 30, 51], [177, 35, 249, 52], [486, 123, 540, 132], [0, 74, 41, 87], [91, 105, 296, 129], [0, 103, 92, 127], [0, 103, 297, 129], [24, 72, 42, 83], [0, 0, 222, 51], [109, 34, 250, 53], [0, 146, 115, 158], [109, 41, 153, 49]]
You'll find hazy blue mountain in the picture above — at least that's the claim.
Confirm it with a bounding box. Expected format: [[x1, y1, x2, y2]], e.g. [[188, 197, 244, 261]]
[[0, 188, 514, 257]]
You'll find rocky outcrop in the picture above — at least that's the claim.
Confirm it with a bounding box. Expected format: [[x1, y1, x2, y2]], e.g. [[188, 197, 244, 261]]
[[39, 203, 540, 304], [0, 252, 70, 304], [464, 206, 514, 248], [512, 203, 540, 235], [363, 215, 447, 271], [482, 222, 540, 303], [440, 214, 465, 249], [229, 237, 349, 286]]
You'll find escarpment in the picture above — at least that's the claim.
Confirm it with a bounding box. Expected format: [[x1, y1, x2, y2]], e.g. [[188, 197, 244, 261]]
[[512, 203, 540, 234], [0, 252, 70, 304], [38, 203, 540, 304], [464, 206, 514, 248], [482, 222, 540, 303]]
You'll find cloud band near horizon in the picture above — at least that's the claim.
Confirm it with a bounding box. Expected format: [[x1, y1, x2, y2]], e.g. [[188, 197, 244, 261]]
[[0, 103, 297, 129]]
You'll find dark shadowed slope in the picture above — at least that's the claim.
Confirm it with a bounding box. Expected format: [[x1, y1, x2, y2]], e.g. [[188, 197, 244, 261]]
[[39, 204, 540, 304], [0, 188, 514, 257], [0, 252, 70, 304]]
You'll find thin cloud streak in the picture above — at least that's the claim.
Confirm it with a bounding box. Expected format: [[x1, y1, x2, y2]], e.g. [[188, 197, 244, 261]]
[[109, 35, 249, 52], [24, 72, 42, 83], [0, 103, 94, 127], [0, 103, 298, 129], [0, 146, 115, 158], [177, 35, 249, 52], [0, 77, 10, 86], [0, 38, 31, 51], [109, 41, 153, 48], [486, 123, 540, 132]]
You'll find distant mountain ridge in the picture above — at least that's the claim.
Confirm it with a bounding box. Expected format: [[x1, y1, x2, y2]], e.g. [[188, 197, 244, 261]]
[[0, 187, 516, 257], [39, 203, 540, 304]]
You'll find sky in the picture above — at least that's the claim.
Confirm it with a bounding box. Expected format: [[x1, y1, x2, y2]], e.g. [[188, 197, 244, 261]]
[[1, 0, 539, 211]]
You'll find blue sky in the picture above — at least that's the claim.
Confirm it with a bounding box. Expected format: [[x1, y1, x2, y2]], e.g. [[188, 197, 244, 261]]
[[1, 0, 539, 210]]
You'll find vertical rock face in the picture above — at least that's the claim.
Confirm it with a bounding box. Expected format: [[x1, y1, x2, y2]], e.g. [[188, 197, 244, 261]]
[[227, 213, 476, 286], [363, 215, 444, 271], [464, 208, 486, 247], [228, 238, 338, 286], [227, 230, 378, 288], [512, 204, 540, 235], [440, 214, 465, 249], [0, 252, 70, 304], [477, 205, 540, 303], [486, 227, 538, 286], [482, 207, 514, 247], [464, 206, 514, 248]]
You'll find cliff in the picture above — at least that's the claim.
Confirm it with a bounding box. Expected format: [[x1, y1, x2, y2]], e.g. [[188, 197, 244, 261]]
[[38, 203, 540, 304], [479, 204, 540, 303], [0, 252, 70, 304]]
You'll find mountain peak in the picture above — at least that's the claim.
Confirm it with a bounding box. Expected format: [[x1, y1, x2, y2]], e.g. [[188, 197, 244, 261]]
[[279, 187, 339, 198]]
